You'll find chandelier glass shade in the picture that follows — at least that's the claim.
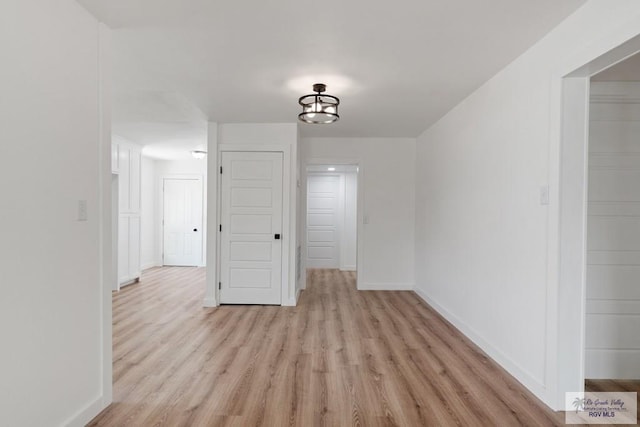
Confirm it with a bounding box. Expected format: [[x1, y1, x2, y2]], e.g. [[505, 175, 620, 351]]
[[298, 83, 340, 124]]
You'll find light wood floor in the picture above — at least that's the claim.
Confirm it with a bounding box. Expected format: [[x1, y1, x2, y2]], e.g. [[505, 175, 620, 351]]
[[585, 379, 640, 423], [90, 267, 576, 426], [586, 378, 640, 395]]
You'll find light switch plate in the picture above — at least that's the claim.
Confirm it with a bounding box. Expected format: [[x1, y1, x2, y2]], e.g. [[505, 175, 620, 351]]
[[540, 185, 550, 205], [78, 200, 88, 221]]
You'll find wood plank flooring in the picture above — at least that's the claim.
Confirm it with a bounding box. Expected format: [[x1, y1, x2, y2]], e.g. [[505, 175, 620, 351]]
[[90, 267, 574, 426], [586, 378, 640, 394], [585, 379, 640, 423]]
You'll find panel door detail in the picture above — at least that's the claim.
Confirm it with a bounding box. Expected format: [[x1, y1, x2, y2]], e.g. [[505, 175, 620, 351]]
[[163, 178, 204, 266], [306, 174, 340, 268], [220, 152, 283, 305]]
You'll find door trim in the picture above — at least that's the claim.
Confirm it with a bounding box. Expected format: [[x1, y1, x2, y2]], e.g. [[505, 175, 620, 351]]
[[216, 144, 293, 306], [159, 174, 205, 267], [550, 34, 640, 410]]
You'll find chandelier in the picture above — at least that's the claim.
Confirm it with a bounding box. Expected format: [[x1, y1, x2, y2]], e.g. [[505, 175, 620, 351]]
[[298, 83, 340, 124]]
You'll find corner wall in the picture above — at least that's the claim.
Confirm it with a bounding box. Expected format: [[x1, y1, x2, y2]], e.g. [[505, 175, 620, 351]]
[[141, 156, 157, 269], [414, 0, 640, 409], [0, 0, 110, 424], [303, 137, 416, 290]]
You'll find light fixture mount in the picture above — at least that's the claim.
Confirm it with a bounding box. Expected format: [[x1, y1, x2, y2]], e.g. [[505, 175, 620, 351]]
[[298, 83, 340, 124], [191, 150, 207, 159]]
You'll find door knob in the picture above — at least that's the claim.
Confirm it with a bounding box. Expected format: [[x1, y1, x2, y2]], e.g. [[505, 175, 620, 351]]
[[193, 228, 198, 232], [274, 233, 281, 240]]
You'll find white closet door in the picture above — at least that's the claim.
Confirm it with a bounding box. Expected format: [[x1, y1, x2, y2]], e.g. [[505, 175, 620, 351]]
[[219, 151, 283, 305], [306, 174, 340, 268], [115, 141, 142, 286], [163, 178, 203, 267]]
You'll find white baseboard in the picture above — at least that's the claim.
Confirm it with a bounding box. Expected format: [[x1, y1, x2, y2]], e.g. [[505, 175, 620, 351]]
[[62, 395, 105, 427], [203, 297, 217, 307], [413, 286, 549, 405], [340, 265, 357, 272], [283, 290, 300, 307], [141, 261, 159, 271], [358, 282, 414, 291], [119, 277, 139, 288]]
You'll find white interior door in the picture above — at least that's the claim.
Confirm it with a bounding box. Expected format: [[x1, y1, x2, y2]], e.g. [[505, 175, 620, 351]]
[[163, 178, 203, 266], [306, 174, 340, 268], [220, 151, 283, 305]]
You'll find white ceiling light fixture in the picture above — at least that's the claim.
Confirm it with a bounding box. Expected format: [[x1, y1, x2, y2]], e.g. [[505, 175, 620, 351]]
[[298, 83, 340, 124], [327, 167, 336, 171], [191, 150, 207, 159]]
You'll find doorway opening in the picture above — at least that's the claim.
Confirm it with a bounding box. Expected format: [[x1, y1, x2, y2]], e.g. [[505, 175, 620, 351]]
[[583, 53, 640, 391], [305, 164, 360, 287], [556, 33, 640, 409]]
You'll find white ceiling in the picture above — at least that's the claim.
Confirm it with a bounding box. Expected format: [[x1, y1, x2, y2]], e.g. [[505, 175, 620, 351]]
[[77, 0, 586, 158], [593, 52, 640, 81]]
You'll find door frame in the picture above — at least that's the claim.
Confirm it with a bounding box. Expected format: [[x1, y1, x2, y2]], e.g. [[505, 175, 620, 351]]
[[550, 33, 640, 409], [159, 174, 205, 267], [215, 145, 293, 306], [304, 158, 362, 290], [112, 174, 120, 291]]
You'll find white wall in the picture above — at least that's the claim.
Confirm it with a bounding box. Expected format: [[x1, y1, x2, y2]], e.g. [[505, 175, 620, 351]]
[[141, 156, 157, 269], [155, 158, 208, 266], [296, 126, 305, 293], [342, 172, 358, 271], [156, 158, 207, 176], [205, 122, 218, 306], [303, 138, 416, 290], [414, 0, 640, 409], [585, 81, 640, 379], [0, 0, 110, 425]]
